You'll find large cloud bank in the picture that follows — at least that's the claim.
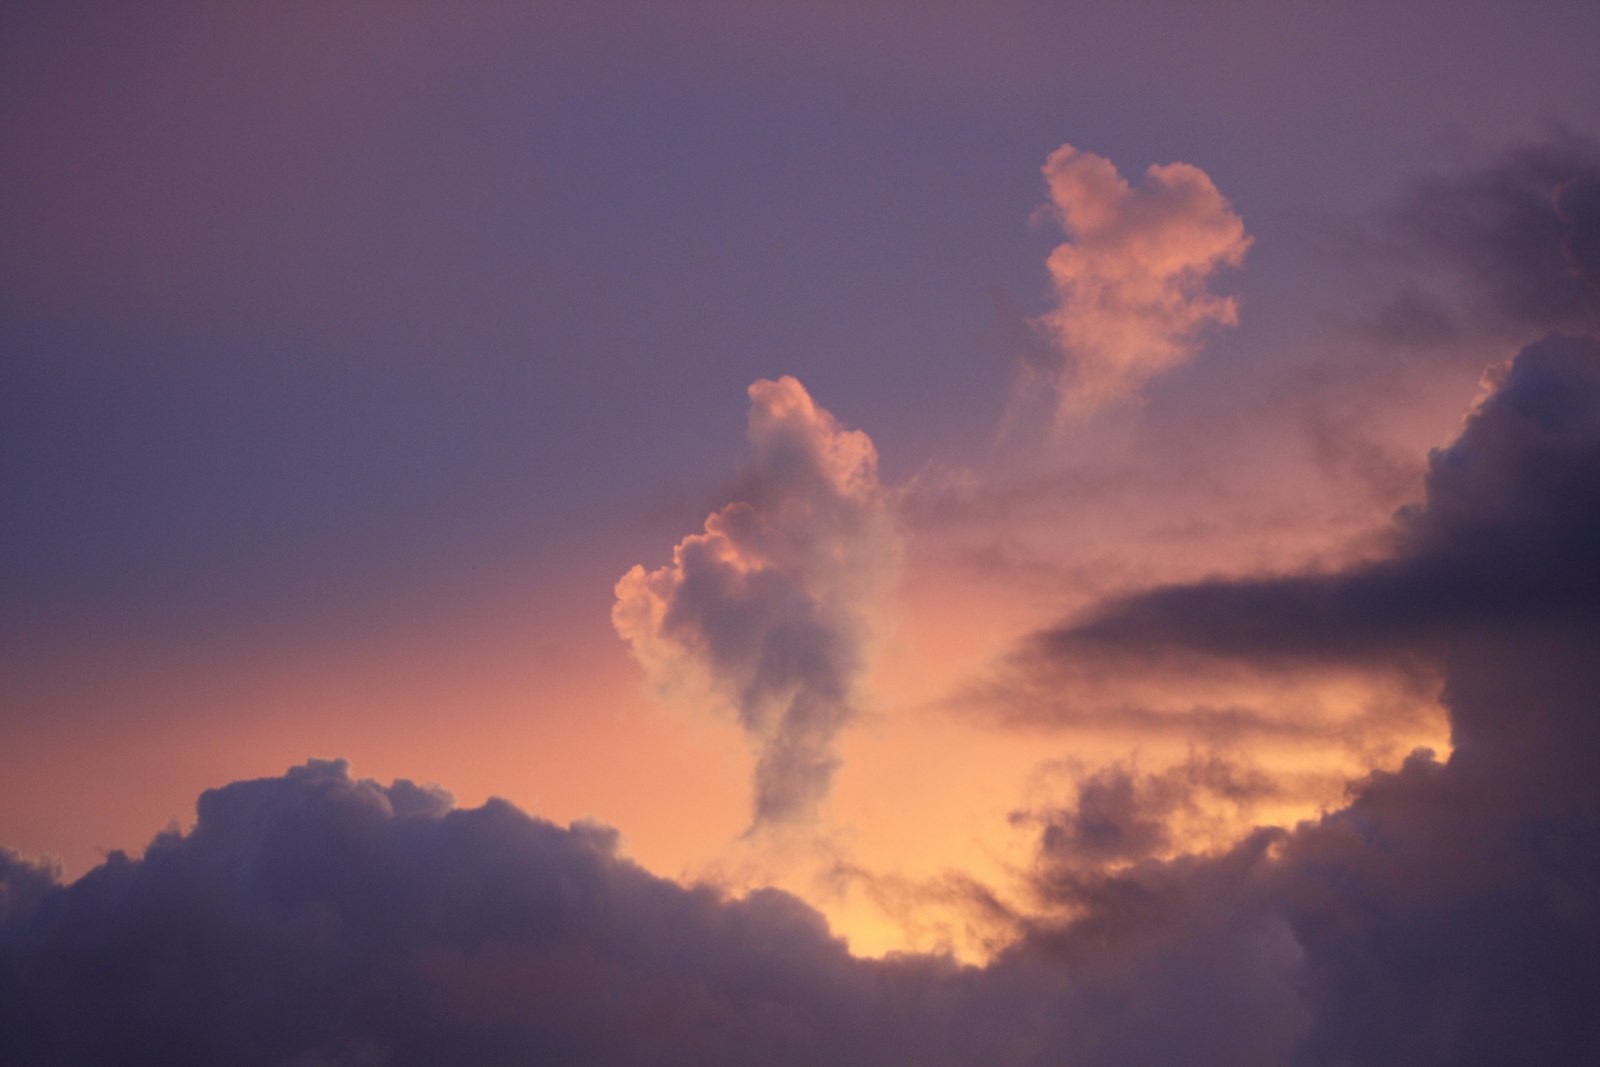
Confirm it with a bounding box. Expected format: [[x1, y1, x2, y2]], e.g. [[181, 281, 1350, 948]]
[[7, 333, 1600, 1064], [1010, 330, 1600, 1061], [0, 761, 955, 1067], [613, 377, 902, 830], [1033, 145, 1251, 414]]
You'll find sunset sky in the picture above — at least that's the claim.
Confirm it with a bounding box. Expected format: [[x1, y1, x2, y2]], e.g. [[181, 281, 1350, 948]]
[[5, 4, 1600, 1063]]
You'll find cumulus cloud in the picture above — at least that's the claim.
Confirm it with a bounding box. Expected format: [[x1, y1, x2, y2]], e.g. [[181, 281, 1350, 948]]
[[0, 760, 942, 1067], [1031, 144, 1251, 414], [614, 377, 903, 831], [0, 760, 1333, 1067]]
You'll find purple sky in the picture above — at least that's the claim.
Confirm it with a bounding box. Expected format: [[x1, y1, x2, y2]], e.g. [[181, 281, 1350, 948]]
[[5, 4, 1600, 1063], [6, 3, 1596, 651]]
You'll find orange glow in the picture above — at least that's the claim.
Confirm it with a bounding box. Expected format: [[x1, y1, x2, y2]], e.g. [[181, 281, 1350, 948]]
[[0, 489, 1458, 971]]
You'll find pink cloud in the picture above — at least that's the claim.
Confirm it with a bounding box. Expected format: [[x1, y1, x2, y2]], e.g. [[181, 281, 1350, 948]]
[[1034, 145, 1251, 414]]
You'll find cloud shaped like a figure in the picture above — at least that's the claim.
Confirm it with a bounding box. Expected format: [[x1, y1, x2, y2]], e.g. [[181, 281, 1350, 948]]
[[1033, 145, 1251, 414], [614, 377, 902, 830]]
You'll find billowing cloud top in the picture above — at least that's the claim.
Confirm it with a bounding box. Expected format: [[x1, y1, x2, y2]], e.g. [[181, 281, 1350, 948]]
[[1035, 145, 1251, 413], [614, 377, 903, 830], [0, 760, 939, 1066]]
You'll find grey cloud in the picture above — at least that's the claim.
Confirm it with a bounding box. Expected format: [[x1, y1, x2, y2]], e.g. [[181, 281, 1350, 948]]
[[1311, 136, 1600, 504], [1015, 753, 1293, 881], [0, 758, 1330, 1067], [0, 761, 957, 1067], [0, 759, 1321, 1066]]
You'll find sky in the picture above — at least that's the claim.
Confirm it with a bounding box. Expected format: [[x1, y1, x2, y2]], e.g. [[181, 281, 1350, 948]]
[[4, 3, 1600, 1063]]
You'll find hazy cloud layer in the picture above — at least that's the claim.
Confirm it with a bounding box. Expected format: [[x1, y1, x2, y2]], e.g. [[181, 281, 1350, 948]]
[[1032, 145, 1251, 414], [614, 378, 903, 830], [1353, 135, 1600, 352]]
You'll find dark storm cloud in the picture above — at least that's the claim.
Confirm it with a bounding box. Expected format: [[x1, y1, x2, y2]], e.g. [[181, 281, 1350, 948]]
[[1032, 332, 1600, 673], [0, 760, 1321, 1067], [993, 333, 1600, 1062], [0, 761, 959, 1067], [965, 655, 1444, 763]]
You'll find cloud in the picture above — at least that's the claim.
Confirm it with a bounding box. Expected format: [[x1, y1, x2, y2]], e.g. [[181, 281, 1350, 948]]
[[1560, 169, 1600, 294], [987, 332, 1600, 1061], [0, 848, 57, 922], [1032, 332, 1600, 673], [981, 333, 1600, 817], [8, 337, 1600, 1064], [1351, 134, 1600, 347], [1274, 134, 1600, 522], [1030, 144, 1251, 414], [1014, 752, 1298, 883], [0, 759, 1313, 1066], [12, 140, 1600, 1067], [614, 377, 903, 831], [0, 760, 937, 1066]]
